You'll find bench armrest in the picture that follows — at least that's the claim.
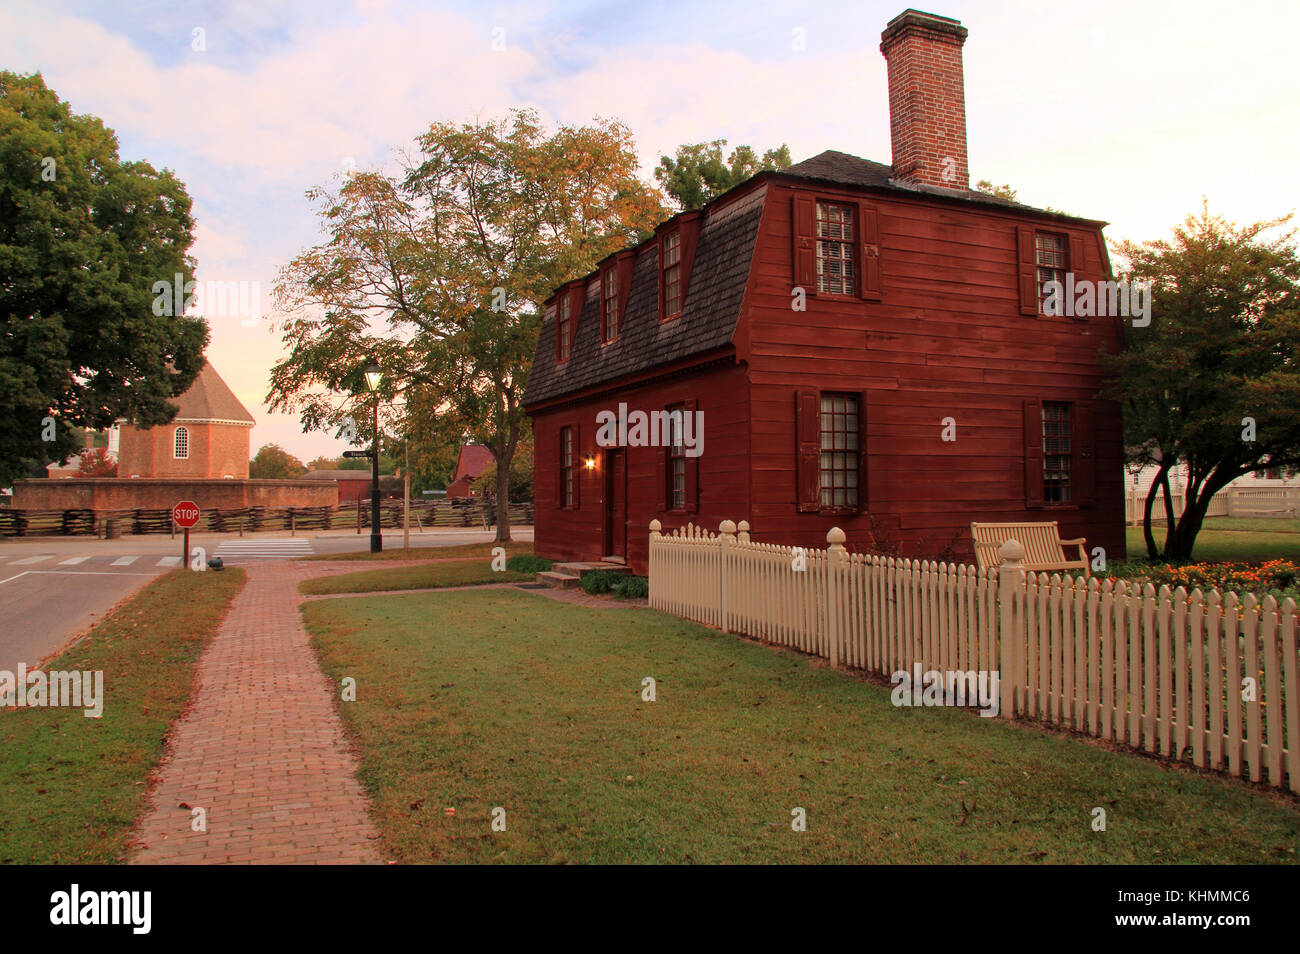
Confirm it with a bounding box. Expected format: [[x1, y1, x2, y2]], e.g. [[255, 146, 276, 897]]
[[1058, 537, 1087, 546]]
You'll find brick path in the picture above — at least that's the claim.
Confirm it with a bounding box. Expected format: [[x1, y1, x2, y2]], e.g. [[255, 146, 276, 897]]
[[130, 562, 382, 864]]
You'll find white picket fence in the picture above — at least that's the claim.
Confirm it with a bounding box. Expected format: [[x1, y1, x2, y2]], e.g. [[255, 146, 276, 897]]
[[1125, 486, 1300, 524], [648, 519, 1300, 792]]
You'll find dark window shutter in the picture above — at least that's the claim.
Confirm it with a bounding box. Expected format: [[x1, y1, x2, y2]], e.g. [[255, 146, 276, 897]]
[[684, 398, 699, 512], [857, 201, 883, 301], [792, 193, 815, 291], [1023, 399, 1044, 508], [1073, 401, 1096, 507], [1068, 234, 1087, 320], [557, 427, 566, 509], [857, 389, 869, 511], [572, 424, 581, 509], [796, 390, 820, 512], [1017, 225, 1037, 316], [656, 431, 667, 511]]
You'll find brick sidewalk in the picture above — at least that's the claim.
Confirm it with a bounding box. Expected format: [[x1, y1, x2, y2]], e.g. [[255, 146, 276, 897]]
[[130, 562, 382, 864]]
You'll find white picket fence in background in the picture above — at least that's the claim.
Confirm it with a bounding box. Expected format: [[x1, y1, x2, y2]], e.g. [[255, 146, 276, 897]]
[[1125, 486, 1300, 524], [648, 519, 1300, 793]]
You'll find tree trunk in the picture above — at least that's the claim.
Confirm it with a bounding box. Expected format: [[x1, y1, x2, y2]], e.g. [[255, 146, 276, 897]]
[[1141, 463, 1171, 560], [494, 463, 512, 543]]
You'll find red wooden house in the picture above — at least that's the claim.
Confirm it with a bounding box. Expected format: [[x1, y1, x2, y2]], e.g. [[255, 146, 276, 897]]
[[523, 9, 1126, 575]]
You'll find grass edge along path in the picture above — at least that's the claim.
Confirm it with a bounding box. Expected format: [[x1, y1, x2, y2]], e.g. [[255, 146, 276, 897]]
[[304, 588, 1300, 864], [304, 540, 534, 563], [0, 568, 246, 864], [299, 558, 534, 595]]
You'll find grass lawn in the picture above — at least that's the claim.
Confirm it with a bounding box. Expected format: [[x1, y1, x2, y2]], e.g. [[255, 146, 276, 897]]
[[305, 540, 533, 563], [1125, 526, 1300, 562], [0, 568, 245, 864], [1202, 517, 1300, 535], [304, 589, 1300, 864], [299, 558, 535, 595]]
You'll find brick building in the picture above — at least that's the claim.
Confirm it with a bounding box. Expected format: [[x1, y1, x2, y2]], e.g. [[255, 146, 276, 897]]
[[116, 361, 255, 479]]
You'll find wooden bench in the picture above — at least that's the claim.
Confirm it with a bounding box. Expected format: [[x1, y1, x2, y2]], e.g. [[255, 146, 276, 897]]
[[970, 521, 1089, 576]]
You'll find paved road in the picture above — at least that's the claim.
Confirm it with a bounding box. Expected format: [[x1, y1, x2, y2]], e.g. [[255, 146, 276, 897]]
[[0, 526, 533, 675]]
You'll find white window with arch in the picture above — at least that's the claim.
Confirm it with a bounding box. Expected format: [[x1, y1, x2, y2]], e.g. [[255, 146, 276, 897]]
[[174, 426, 189, 460]]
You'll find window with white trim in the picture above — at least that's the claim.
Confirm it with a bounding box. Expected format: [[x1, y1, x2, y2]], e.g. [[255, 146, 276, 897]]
[[174, 426, 189, 460]]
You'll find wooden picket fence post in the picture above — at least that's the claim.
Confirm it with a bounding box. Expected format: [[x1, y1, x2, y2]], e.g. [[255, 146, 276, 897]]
[[997, 538, 1027, 719]]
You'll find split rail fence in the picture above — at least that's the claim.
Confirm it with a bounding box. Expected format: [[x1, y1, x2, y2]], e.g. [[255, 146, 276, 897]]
[[648, 519, 1299, 793]]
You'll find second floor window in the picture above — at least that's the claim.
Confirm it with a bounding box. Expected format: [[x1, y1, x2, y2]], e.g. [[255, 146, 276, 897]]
[[819, 393, 859, 509], [816, 202, 856, 296], [662, 230, 682, 318], [560, 426, 574, 507], [174, 426, 189, 460], [1035, 232, 1067, 314], [667, 404, 686, 510], [1042, 402, 1072, 503], [602, 268, 620, 342], [557, 294, 572, 361]]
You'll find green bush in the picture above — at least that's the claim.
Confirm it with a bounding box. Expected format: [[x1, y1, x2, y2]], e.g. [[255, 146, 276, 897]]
[[506, 554, 553, 574], [580, 569, 625, 595], [614, 575, 649, 599]]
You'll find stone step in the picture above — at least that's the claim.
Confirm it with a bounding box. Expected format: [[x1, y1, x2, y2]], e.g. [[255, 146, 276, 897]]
[[535, 561, 632, 590], [536, 570, 582, 590]]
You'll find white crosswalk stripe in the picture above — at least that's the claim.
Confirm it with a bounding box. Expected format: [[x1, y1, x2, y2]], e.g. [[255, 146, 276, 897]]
[[156, 556, 181, 567], [111, 555, 140, 566], [58, 555, 91, 565], [12, 555, 51, 565]]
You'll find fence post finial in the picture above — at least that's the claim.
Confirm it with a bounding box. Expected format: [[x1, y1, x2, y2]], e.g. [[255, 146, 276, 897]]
[[650, 519, 662, 536], [737, 519, 750, 543], [826, 528, 847, 668], [997, 538, 1027, 719]]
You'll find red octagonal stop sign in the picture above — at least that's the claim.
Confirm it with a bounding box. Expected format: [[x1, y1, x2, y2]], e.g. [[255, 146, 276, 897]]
[[172, 500, 201, 528]]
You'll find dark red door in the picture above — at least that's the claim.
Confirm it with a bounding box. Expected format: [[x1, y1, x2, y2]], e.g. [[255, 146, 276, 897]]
[[604, 449, 627, 560]]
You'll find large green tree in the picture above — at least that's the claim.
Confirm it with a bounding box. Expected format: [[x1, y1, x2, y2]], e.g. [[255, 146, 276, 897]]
[[1103, 202, 1300, 561], [0, 72, 208, 485], [269, 109, 665, 540], [249, 443, 306, 479], [655, 140, 791, 211]]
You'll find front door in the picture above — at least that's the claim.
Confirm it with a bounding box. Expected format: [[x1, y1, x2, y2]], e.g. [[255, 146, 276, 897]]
[[603, 449, 627, 561]]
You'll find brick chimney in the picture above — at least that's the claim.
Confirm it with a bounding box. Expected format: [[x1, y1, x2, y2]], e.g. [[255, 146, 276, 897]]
[[880, 9, 969, 190]]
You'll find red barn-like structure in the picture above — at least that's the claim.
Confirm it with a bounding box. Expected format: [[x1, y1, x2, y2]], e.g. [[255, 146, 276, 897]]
[[524, 9, 1126, 575]]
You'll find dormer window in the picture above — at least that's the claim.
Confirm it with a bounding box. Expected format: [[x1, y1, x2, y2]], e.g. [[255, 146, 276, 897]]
[[602, 268, 620, 342], [816, 202, 856, 296], [661, 230, 682, 319], [556, 293, 573, 362]]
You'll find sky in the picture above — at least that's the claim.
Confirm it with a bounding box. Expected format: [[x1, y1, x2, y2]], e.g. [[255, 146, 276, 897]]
[[3, 0, 1298, 461]]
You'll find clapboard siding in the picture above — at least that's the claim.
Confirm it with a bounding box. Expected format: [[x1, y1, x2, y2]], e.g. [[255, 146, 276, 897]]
[[739, 180, 1124, 564], [532, 363, 750, 572]]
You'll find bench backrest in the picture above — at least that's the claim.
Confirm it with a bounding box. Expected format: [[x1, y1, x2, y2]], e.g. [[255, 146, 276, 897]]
[[970, 521, 1079, 570]]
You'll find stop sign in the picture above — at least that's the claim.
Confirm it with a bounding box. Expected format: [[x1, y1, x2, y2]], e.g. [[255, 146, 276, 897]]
[[172, 500, 201, 528]]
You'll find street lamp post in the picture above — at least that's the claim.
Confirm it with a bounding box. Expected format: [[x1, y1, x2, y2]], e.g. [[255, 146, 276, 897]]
[[364, 360, 383, 553]]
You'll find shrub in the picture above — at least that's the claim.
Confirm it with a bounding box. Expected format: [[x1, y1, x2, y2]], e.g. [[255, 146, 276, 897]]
[[506, 555, 552, 574], [580, 569, 625, 595], [614, 575, 649, 599]]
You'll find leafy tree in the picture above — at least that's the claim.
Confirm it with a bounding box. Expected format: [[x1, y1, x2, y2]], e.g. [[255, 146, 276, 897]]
[[305, 454, 396, 475], [249, 443, 307, 479], [269, 108, 665, 541], [1102, 202, 1300, 561], [655, 140, 792, 211], [0, 72, 208, 486], [974, 179, 1018, 202], [76, 447, 116, 477]]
